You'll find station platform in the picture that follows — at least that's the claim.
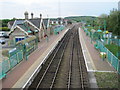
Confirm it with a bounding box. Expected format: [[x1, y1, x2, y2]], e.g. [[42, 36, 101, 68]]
[[78, 27, 116, 72], [2, 26, 72, 88], [79, 27, 116, 88]]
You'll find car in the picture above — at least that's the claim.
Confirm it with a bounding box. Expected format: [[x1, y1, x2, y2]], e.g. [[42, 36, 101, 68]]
[[4, 34, 9, 38], [0, 32, 5, 37], [0, 31, 9, 38], [0, 39, 5, 44]]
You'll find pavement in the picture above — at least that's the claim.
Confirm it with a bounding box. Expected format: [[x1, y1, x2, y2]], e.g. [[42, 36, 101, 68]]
[[2, 25, 72, 88]]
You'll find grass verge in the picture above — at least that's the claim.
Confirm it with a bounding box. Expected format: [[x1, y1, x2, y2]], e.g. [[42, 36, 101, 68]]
[[105, 44, 120, 59], [94, 72, 119, 88]]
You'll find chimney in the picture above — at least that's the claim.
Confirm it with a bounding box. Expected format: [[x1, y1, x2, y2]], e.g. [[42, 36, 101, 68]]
[[31, 13, 33, 19], [24, 11, 29, 20], [40, 14, 42, 19]]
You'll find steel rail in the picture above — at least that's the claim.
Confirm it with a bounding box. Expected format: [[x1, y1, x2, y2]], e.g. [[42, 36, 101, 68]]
[[36, 30, 71, 89], [50, 36, 70, 89], [76, 30, 85, 89], [68, 29, 86, 89], [67, 33, 74, 89]]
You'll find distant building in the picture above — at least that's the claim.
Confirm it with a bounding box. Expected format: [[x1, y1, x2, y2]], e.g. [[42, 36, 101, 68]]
[[8, 12, 67, 43], [8, 12, 50, 43], [118, 1, 120, 11]]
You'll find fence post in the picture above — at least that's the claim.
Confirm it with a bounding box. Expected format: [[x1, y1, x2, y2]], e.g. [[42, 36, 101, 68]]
[[118, 61, 120, 89], [117, 60, 120, 72], [107, 49, 108, 59], [111, 53, 113, 65], [8, 53, 12, 69], [17, 52, 19, 63]]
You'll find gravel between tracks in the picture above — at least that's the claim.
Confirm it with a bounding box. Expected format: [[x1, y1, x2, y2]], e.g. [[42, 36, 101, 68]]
[[28, 24, 89, 89]]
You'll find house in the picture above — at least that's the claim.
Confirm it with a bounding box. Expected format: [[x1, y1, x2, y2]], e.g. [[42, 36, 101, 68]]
[[8, 12, 46, 43], [49, 18, 63, 25]]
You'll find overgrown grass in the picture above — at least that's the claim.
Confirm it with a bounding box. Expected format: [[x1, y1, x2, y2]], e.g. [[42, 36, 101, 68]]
[[94, 72, 119, 88], [105, 44, 120, 59]]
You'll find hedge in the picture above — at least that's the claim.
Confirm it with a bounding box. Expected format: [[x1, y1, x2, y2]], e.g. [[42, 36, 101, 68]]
[[0, 27, 10, 31]]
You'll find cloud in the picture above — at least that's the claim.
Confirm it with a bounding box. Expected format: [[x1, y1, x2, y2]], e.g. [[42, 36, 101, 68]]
[[0, 0, 118, 19], [0, 0, 119, 4]]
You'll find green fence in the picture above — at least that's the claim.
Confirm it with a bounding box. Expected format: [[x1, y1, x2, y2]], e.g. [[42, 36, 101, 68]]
[[24, 39, 38, 60], [0, 49, 23, 79], [83, 27, 120, 74], [0, 37, 38, 79], [96, 40, 120, 74], [54, 25, 65, 35]]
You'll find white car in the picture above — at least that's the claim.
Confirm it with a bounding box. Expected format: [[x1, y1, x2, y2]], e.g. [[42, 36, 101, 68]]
[[0, 39, 5, 44], [0, 32, 5, 37], [0, 31, 9, 38]]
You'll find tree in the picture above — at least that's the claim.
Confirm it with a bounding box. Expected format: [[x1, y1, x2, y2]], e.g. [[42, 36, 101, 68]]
[[107, 9, 120, 35], [98, 9, 120, 35], [98, 14, 108, 30]]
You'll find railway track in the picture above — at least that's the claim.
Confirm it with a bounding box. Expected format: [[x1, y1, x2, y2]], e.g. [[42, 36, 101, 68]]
[[28, 24, 89, 89]]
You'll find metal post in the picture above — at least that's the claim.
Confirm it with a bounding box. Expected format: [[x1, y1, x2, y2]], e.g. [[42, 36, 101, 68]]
[[104, 19, 106, 31]]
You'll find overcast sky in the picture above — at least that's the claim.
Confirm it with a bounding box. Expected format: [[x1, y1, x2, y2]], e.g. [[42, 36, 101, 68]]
[[0, 0, 119, 19]]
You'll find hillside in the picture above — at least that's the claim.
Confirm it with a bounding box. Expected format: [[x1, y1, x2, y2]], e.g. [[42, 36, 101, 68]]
[[64, 16, 97, 23]]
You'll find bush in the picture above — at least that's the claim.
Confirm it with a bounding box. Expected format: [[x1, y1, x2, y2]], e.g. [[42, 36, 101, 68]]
[[2, 49, 9, 57], [0, 27, 10, 31]]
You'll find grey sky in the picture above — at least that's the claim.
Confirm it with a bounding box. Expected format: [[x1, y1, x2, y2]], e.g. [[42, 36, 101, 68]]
[[0, 0, 119, 19]]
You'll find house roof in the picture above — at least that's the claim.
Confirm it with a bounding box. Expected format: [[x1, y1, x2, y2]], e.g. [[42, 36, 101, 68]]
[[9, 18, 42, 29], [9, 24, 28, 35], [50, 18, 58, 21], [28, 18, 41, 28], [43, 19, 49, 28], [13, 20, 24, 28], [17, 24, 29, 32], [8, 21, 14, 26]]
